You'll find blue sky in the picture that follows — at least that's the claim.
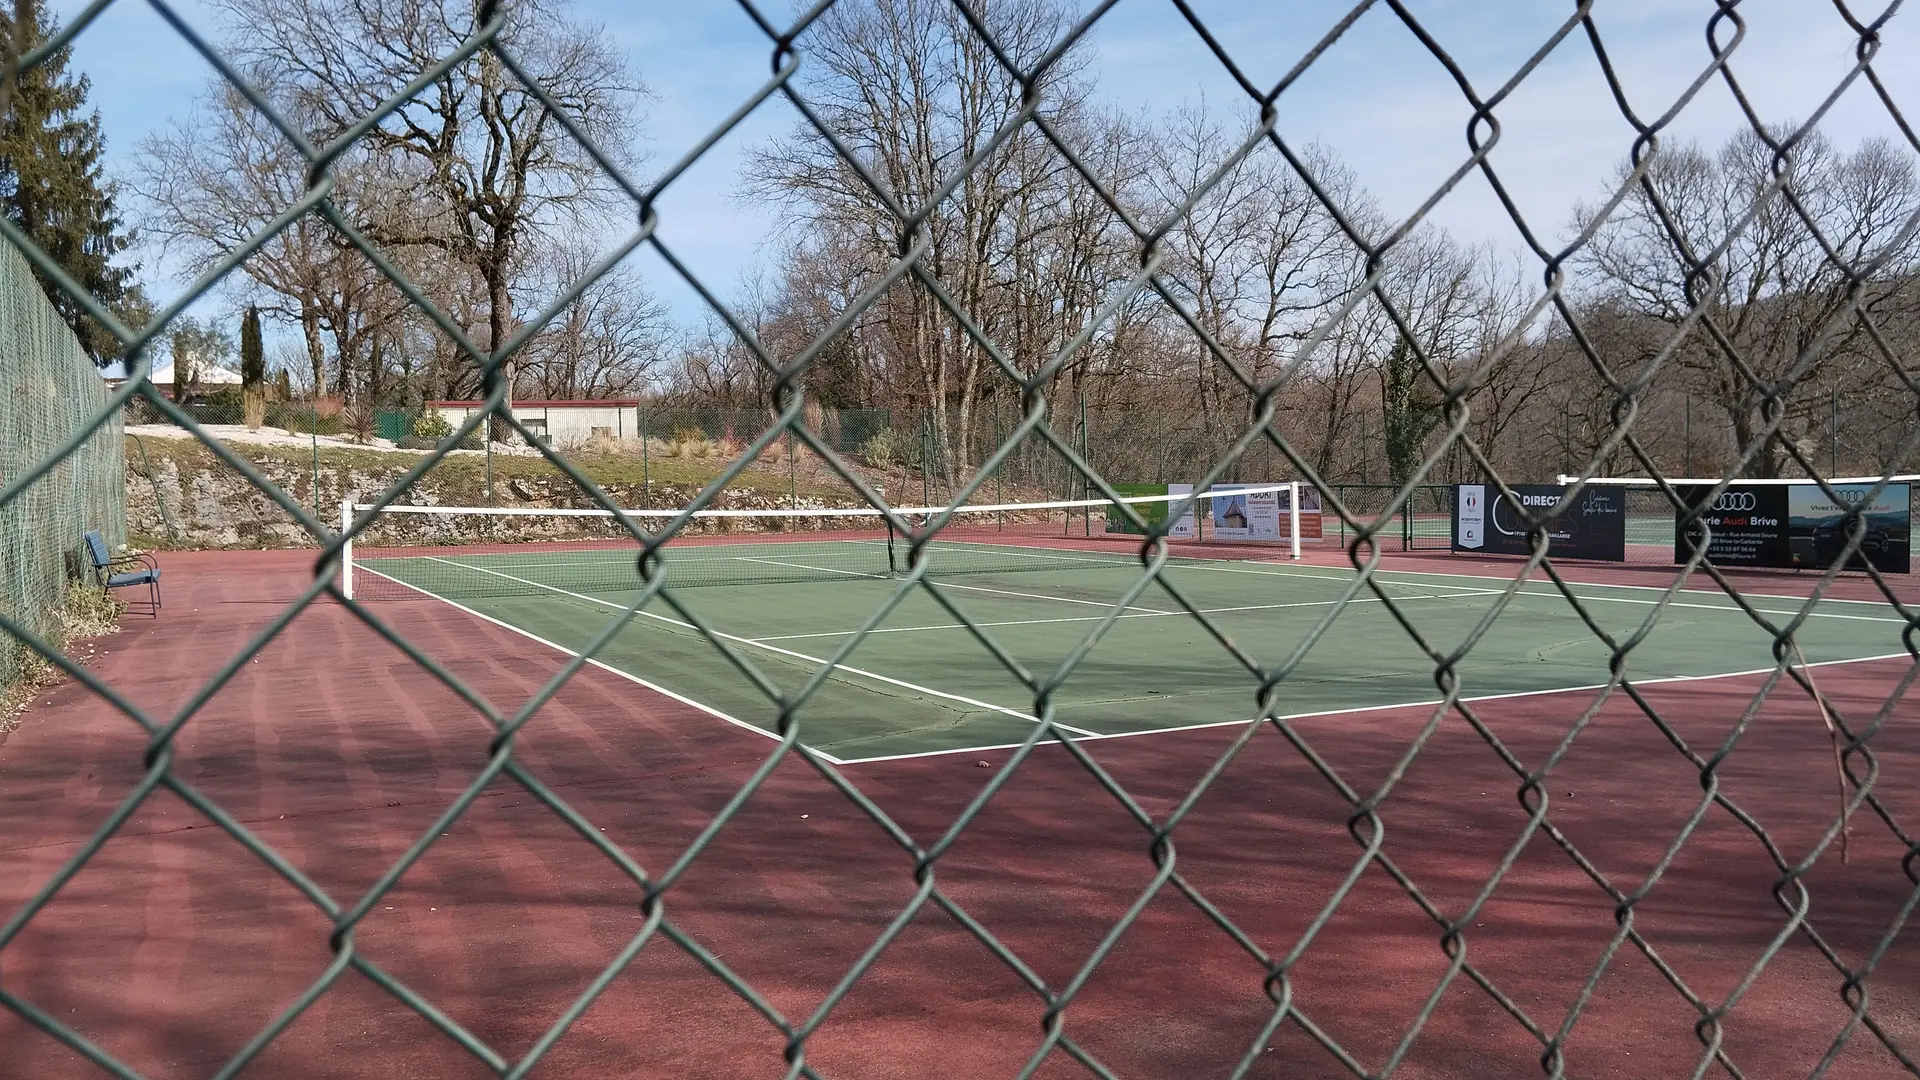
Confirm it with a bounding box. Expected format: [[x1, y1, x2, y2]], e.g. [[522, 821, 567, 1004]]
[[50, 0, 1920, 347]]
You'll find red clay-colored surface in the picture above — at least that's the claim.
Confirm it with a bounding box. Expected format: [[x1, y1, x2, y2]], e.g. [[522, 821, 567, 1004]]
[[3, 548, 1917, 1079]]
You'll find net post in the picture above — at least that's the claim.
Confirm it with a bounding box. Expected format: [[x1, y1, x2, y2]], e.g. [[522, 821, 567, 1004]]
[[340, 499, 354, 600], [1289, 481, 1302, 560]]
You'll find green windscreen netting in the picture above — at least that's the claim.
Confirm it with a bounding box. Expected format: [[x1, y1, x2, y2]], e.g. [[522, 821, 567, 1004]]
[[0, 239, 123, 695]]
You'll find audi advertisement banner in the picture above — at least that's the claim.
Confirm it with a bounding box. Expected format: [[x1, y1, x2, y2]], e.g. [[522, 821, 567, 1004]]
[[1452, 484, 1627, 561], [1676, 483, 1911, 573]]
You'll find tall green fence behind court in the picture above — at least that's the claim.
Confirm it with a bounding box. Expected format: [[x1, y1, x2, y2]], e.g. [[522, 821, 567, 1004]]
[[0, 241, 125, 693]]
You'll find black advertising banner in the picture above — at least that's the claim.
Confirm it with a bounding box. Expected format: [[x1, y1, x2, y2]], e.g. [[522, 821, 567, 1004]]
[[1452, 484, 1626, 561], [1676, 483, 1911, 573], [1672, 485, 1790, 567]]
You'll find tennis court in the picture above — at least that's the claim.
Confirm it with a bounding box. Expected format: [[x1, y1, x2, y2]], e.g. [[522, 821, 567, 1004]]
[[351, 508, 1908, 764]]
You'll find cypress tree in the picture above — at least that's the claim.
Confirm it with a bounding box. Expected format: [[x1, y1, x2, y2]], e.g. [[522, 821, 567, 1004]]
[[240, 306, 264, 428], [0, 2, 144, 364]]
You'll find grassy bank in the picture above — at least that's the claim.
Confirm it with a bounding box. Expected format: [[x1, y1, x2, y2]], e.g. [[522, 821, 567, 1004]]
[[123, 432, 913, 551]]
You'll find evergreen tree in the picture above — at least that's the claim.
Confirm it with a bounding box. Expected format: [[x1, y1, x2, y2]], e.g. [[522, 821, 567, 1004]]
[[240, 306, 264, 428], [0, 3, 144, 364]]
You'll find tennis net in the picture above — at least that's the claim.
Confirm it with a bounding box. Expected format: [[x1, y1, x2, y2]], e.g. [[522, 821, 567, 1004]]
[[341, 484, 1309, 601]]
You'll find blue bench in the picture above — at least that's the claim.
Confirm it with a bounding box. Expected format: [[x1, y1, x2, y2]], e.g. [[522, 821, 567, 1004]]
[[83, 530, 161, 616]]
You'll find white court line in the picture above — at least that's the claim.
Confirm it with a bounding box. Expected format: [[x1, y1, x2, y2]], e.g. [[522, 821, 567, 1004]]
[[733, 555, 888, 580], [834, 649, 1918, 765], [934, 579, 1170, 614], [733, 554, 1173, 614], [1168, 562, 1911, 624], [368, 559, 1913, 768], [749, 589, 1502, 643], [351, 567, 831, 760], [416, 555, 1104, 739], [377, 538, 1908, 614], [1227, 558, 1909, 608]]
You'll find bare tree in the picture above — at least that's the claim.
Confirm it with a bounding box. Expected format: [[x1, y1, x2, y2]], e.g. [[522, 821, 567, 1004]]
[[135, 80, 367, 396], [744, 0, 1085, 481], [208, 0, 650, 439], [519, 241, 671, 399], [1367, 229, 1490, 484], [1577, 128, 1920, 477]]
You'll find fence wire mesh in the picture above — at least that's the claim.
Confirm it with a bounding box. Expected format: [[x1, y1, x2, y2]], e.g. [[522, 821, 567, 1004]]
[[0, 238, 124, 698], [3, 2, 1920, 1079]]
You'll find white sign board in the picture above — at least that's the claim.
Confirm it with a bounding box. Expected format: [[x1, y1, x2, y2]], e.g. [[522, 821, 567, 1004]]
[[1456, 484, 1486, 549], [1209, 483, 1285, 542], [1168, 483, 1196, 539]]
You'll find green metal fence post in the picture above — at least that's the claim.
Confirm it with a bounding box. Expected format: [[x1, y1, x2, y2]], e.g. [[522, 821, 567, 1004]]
[[310, 404, 319, 519], [1832, 386, 1839, 476], [1080, 390, 1090, 537], [993, 402, 1003, 530], [1684, 396, 1693, 476]]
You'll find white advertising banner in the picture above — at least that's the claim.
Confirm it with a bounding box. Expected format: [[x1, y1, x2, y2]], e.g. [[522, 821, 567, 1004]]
[[1208, 483, 1285, 542], [1456, 484, 1486, 550], [1168, 483, 1196, 539]]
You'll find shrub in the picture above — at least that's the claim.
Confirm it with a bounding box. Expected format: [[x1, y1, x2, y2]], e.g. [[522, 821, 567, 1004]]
[[263, 401, 345, 436], [200, 386, 244, 424], [860, 427, 901, 470], [341, 401, 376, 444], [412, 409, 453, 440], [575, 433, 624, 456], [668, 426, 716, 459]]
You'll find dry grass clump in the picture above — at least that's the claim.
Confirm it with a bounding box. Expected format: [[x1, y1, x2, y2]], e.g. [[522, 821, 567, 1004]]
[[667, 426, 715, 459], [1, 582, 121, 742]]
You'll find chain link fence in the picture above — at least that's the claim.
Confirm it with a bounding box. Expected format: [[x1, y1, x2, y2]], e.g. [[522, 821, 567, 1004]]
[[4, 2, 1920, 1078]]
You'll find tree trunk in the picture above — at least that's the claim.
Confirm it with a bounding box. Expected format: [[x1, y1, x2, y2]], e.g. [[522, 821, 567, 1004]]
[[302, 307, 325, 399], [486, 262, 514, 443], [1382, 338, 1430, 486]]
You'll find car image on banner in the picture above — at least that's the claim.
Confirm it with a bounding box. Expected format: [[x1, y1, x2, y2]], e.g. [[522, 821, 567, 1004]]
[[1789, 483, 1910, 572]]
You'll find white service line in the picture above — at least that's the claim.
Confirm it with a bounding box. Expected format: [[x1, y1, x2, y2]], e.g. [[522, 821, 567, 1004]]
[[351, 567, 823, 759], [1229, 558, 1908, 608], [748, 589, 1503, 643], [416, 555, 1104, 739], [733, 555, 888, 580], [834, 649, 1918, 765], [734, 554, 1174, 614], [1169, 562, 1912, 623]]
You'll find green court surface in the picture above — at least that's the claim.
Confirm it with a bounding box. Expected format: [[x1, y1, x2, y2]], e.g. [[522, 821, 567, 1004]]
[[362, 542, 1908, 763]]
